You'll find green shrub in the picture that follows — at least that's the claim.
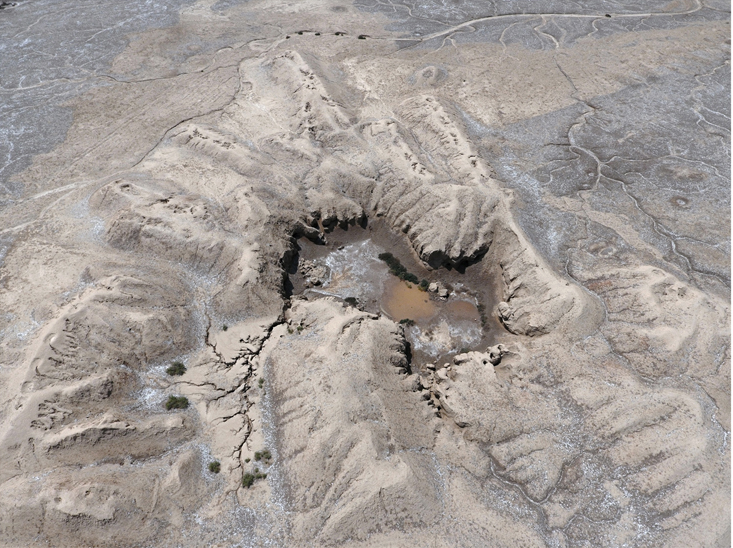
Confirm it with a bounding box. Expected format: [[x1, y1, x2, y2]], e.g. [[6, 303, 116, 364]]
[[404, 272, 419, 284], [378, 252, 402, 275], [399, 318, 415, 327], [344, 297, 358, 306], [222, 324, 228, 331], [165, 396, 189, 410], [166, 361, 186, 376], [242, 473, 255, 488], [419, 279, 429, 290], [244, 458, 250, 463], [378, 252, 422, 285], [208, 461, 221, 473], [254, 449, 272, 462]]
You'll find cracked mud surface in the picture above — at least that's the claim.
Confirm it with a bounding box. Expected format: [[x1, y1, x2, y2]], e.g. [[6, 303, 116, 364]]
[[0, 0, 729, 546]]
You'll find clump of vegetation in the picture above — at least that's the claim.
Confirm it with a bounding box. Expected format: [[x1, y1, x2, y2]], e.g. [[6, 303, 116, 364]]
[[404, 272, 419, 284], [222, 324, 228, 331], [287, 327, 294, 334], [399, 318, 415, 327], [254, 449, 272, 462], [344, 296, 358, 307], [165, 395, 189, 410], [296, 325, 303, 333], [258, 378, 264, 388], [242, 459, 270, 488], [378, 252, 420, 284], [166, 361, 186, 376], [459, 347, 469, 354], [419, 279, 429, 291], [208, 461, 221, 473], [244, 458, 251, 463]]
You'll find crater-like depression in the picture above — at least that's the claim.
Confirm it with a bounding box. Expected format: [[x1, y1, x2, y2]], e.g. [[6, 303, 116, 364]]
[[289, 221, 499, 365]]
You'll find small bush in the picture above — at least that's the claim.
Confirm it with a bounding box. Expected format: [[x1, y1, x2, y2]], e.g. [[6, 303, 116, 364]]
[[222, 324, 228, 331], [165, 395, 189, 410], [258, 378, 264, 387], [420, 279, 429, 290], [254, 449, 272, 462], [166, 361, 186, 376], [382, 255, 398, 270], [344, 297, 358, 307], [379, 252, 421, 285], [399, 318, 415, 327], [244, 458, 250, 463], [208, 461, 221, 473], [242, 473, 255, 488], [459, 347, 469, 354]]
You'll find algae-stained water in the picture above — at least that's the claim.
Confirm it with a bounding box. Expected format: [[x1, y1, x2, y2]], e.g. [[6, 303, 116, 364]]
[[291, 223, 495, 366]]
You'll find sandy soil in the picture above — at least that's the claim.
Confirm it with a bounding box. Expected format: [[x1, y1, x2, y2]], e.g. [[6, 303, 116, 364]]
[[0, 0, 729, 546]]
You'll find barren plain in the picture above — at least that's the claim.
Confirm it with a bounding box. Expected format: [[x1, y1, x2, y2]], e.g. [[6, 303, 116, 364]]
[[0, 0, 730, 546]]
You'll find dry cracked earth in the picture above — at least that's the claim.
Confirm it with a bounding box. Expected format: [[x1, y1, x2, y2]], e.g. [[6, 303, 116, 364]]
[[0, 0, 730, 546]]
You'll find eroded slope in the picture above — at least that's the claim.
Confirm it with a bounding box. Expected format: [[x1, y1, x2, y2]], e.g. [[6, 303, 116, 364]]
[[0, 2, 728, 547]]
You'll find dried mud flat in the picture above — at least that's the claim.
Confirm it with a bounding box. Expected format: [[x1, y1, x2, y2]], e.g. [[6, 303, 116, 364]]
[[0, 0, 730, 547]]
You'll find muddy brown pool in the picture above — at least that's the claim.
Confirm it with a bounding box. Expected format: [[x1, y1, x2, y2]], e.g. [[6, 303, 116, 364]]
[[289, 222, 499, 366], [382, 279, 437, 321]]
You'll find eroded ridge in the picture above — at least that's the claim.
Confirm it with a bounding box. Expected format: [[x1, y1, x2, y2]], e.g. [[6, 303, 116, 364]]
[[0, 26, 728, 548]]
